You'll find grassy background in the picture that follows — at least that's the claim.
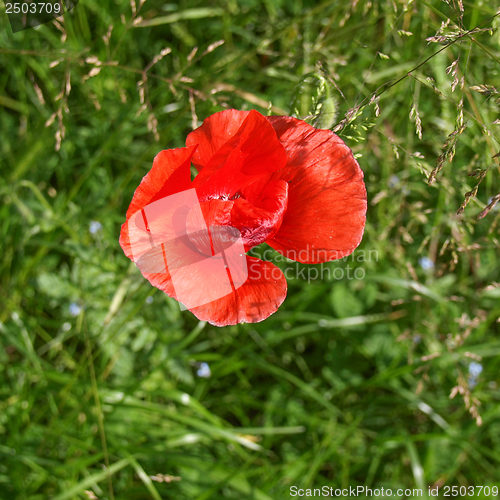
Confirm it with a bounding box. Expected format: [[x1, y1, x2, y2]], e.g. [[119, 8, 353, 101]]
[[1, 0, 499, 498]]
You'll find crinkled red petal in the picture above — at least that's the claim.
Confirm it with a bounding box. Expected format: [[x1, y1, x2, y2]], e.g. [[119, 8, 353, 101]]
[[230, 179, 288, 249], [185, 109, 250, 169], [266, 116, 367, 264], [188, 109, 287, 188]]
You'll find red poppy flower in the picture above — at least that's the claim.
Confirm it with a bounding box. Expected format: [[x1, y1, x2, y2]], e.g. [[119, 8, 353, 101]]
[[120, 109, 366, 326]]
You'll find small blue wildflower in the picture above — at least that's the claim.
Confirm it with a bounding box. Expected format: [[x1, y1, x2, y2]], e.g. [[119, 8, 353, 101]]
[[468, 362, 483, 378], [468, 361, 483, 388], [419, 257, 434, 271], [145, 296, 154, 304], [196, 362, 211, 378], [69, 302, 82, 316], [89, 221, 103, 234]]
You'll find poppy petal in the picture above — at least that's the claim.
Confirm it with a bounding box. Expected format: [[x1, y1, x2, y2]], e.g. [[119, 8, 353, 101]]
[[125, 146, 195, 219], [231, 178, 288, 248], [198, 198, 234, 227], [187, 110, 287, 191], [267, 116, 367, 264], [186, 109, 250, 169], [189, 256, 287, 326], [135, 221, 250, 311]]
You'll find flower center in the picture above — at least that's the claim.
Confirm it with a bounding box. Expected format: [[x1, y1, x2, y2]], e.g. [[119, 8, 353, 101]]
[[209, 191, 242, 201]]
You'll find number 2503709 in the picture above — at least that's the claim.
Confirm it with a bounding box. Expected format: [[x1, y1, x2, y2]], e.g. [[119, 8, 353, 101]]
[[442, 485, 499, 496], [5, 3, 62, 14]]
